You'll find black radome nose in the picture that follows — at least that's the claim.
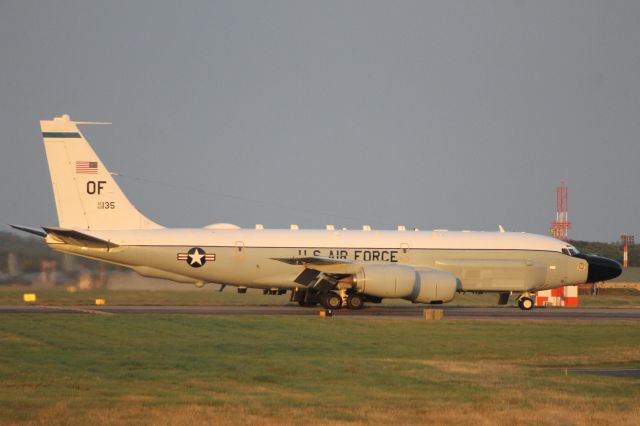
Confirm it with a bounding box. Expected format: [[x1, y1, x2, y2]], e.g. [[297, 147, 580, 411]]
[[577, 254, 623, 283]]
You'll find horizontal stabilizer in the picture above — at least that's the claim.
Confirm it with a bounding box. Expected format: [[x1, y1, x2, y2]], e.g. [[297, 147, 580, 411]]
[[42, 227, 119, 249], [9, 225, 47, 238]]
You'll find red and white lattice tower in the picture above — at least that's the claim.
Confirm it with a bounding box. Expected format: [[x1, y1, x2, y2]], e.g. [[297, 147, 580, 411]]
[[621, 234, 635, 269], [550, 179, 571, 241]]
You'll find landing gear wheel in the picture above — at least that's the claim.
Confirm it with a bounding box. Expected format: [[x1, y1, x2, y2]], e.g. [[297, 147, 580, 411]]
[[346, 294, 364, 310], [518, 297, 533, 311], [321, 292, 343, 310]]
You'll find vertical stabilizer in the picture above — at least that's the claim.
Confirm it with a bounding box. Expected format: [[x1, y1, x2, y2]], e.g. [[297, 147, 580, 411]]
[[41, 115, 163, 230]]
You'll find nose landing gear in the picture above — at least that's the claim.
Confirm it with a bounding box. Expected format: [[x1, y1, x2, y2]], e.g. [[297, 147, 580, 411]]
[[517, 295, 534, 311]]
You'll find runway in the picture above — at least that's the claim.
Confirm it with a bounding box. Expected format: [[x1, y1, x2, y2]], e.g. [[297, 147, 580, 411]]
[[2, 305, 640, 320]]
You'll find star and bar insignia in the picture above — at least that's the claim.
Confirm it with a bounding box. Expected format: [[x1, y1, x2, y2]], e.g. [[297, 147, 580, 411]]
[[177, 247, 216, 268]]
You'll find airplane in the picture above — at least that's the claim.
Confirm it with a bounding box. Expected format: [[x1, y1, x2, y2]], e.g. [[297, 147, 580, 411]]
[[11, 115, 622, 310]]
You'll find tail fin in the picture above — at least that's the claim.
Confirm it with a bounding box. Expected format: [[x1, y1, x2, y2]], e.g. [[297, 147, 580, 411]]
[[41, 114, 162, 230]]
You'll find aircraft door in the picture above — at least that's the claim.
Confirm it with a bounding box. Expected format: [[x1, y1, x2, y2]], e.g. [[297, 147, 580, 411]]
[[235, 241, 246, 261], [398, 243, 411, 264]]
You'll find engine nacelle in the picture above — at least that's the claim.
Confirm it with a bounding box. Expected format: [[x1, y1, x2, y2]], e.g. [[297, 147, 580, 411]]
[[354, 264, 416, 298], [408, 270, 458, 304]]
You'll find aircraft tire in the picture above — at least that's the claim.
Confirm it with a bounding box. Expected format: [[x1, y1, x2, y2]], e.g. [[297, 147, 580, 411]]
[[321, 292, 343, 310], [346, 294, 364, 310], [519, 297, 533, 311]]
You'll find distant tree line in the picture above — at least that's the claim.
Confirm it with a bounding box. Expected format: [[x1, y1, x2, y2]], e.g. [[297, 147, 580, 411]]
[[570, 240, 637, 266]]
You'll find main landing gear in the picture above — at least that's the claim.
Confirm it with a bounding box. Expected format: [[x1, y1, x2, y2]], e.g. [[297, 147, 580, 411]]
[[319, 291, 365, 310], [345, 293, 364, 310], [322, 291, 343, 310], [291, 289, 365, 310]]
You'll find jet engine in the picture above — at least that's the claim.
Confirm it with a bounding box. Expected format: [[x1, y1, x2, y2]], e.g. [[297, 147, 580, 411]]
[[353, 264, 416, 298], [353, 265, 458, 303], [409, 270, 458, 304]]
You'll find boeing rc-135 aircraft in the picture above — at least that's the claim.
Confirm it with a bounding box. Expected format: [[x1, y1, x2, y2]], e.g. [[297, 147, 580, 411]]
[[12, 115, 622, 310]]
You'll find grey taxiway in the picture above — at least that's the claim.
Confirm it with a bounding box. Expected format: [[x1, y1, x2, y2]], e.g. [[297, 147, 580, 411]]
[[2, 305, 640, 320]]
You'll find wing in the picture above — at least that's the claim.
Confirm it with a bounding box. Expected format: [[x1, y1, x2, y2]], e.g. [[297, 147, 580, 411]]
[[272, 256, 361, 274], [271, 256, 359, 287]]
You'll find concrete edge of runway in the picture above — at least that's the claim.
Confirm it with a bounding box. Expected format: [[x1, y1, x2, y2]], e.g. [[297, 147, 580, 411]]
[[1, 305, 640, 320]]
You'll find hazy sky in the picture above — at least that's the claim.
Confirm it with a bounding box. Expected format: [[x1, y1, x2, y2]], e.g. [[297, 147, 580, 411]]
[[1, 1, 639, 241]]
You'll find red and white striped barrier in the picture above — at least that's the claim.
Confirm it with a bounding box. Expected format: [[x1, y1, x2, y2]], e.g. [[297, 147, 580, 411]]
[[563, 285, 579, 307], [535, 285, 578, 307]]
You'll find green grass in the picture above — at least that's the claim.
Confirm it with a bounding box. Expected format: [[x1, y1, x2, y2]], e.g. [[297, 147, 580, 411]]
[[0, 315, 639, 425], [576, 293, 640, 308]]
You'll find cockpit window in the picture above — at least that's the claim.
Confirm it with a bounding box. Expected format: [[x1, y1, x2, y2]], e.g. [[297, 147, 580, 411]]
[[562, 247, 580, 256]]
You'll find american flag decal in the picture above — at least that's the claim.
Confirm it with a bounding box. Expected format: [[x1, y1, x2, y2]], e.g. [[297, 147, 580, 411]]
[[76, 161, 98, 174]]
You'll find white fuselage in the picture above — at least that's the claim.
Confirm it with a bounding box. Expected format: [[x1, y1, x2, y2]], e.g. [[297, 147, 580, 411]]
[[48, 228, 589, 293], [34, 115, 601, 307]]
